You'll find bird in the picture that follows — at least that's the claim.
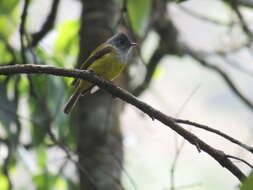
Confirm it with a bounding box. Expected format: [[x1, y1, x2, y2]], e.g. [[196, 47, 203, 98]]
[[63, 32, 136, 114]]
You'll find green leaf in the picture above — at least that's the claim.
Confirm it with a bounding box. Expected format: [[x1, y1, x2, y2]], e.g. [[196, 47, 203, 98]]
[[55, 178, 67, 190], [54, 20, 80, 58], [29, 75, 50, 145], [0, 16, 13, 38], [36, 146, 47, 168], [127, 0, 152, 36], [47, 76, 66, 113], [0, 41, 12, 62], [19, 76, 29, 95], [30, 74, 68, 145], [0, 6, 18, 38], [67, 178, 79, 190], [0, 0, 19, 15], [0, 172, 8, 190], [241, 172, 253, 190], [33, 173, 58, 190], [0, 80, 18, 133]]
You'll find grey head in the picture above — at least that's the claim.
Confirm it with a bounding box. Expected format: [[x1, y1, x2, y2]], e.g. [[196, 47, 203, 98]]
[[107, 33, 136, 61]]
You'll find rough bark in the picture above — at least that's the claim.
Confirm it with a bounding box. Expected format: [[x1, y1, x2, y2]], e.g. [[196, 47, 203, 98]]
[[74, 0, 124, 189]]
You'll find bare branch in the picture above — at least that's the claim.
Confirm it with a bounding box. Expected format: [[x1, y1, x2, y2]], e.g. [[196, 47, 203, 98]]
[[183, 45, 253, 112], [229, 0, 253, 38], [226, 155, 253, 168], [175, 119, 253, 154], [30, 0, 60, 47], [133, 48, 164, 96], [0, 64, 246, 181], [237, 0, 253, 8], [177, 5, 230, 26], [20, 0, 30, 63]]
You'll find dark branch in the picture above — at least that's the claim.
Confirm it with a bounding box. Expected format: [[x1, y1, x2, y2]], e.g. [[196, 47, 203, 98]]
[[20, 0, 30, 63], [0, 36, 16, 62], [183, 46, 253, 112], [177, 5, 230, 26], [0, 64, 246, 181], [30, 0, 60, 47], [226, 155, 253, 168], [133, 48, 164, 96], [133, 16, 180, 96], [45, 126, 100, 190], [237, 0, 253, 7], [175, 119, 253, 154], [229, 0, 253, 38]]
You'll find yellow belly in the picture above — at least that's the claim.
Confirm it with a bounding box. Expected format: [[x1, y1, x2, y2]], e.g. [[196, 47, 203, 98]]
[[79, 53, 126, 92]]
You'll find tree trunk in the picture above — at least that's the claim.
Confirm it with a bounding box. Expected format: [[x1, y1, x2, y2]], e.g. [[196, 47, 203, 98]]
[[74, 0, 124, 189]]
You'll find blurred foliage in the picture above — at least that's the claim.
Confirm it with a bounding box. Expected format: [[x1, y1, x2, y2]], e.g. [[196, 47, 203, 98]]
[[0, 0, 220, 190], [0, 171, 8, 190], [1, 0, 153, 188], [0, 0, 19, 15], [0, 0, 18, 39], [33, 173, 65, 190], [54, 20, 80, 59], [240, 172, 253, 190], [0, 0, 78, 189], [127, 0, 152, 36], [0, 0, 179, 187], [0, 41, 12, 63]]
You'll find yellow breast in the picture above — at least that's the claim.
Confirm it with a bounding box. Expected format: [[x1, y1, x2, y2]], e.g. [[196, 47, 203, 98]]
[[89, 52, 127, 80], [78, 50, 127, 92]]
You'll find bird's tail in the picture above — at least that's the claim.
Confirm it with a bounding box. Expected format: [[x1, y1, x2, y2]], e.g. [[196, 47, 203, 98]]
[[63, 88, 82, 114]]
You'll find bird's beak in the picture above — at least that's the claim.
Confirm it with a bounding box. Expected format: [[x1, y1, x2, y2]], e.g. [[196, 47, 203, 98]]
[[131, 42, 137, 47]]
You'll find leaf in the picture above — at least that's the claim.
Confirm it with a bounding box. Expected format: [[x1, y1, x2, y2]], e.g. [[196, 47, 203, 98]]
[[55, 178, 67, 190], [153, 66, 163, 79], [67, 178, 79, 190], [36, 146, 47, 168], [30, 74, 67, 145], [0, 41, 12, 62], [0, 80, 18, 134], [19, 76, 29, 95], [127, 0, 152, 36], [241, 172, 253, 190], [0, 172, 8, 190], [29, 75, 50, 145], [0, 6, 18, 38], [0, 0, 19, 15], [33, 173, 58, 190], [54, 20, 80, 58], [0, 16, 13, 38]]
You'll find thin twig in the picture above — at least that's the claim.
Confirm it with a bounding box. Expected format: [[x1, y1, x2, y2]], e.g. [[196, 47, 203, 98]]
[[19, 0, 39, 99], [170, 85, 201, 190], [174, 119, 253, 154], [229, 0, 253, 38], [183, 46, 253, 112], [20, 0, 30, 64], [170, 182, 202, 190], [236, 0, 253, 8], [133, 48, 164, 96], [177, 5, 230, 26], [2, 140, 13, 190], [221, 55, 253, 78], [30, 0, 60, 47], [46, 127, 100, 190], [0, 64, 246, 181], [0, 36, 16, 62], [170, 138, 186, 190], [226, 154, 253, 168]]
